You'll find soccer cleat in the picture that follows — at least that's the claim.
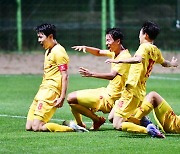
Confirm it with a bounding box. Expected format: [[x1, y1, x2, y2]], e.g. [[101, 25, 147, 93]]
[[68, 121, 89, 132], [90, 117, 106, 131], [147, 124, 165, 138], [140, 116, 152, 127]]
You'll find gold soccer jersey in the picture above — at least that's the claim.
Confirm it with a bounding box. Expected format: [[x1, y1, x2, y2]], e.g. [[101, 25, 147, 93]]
[[106, 50, 131, 99], [40, 44, 69, 94], [126, 43, 165, 100], [76, 50, 131, 113]]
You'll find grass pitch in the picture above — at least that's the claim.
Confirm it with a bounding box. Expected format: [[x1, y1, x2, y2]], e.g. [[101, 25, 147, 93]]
[[0, 74, 180, 154]]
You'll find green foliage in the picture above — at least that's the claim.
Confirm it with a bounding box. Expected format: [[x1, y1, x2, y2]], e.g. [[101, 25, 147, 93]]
[[0, 74, 180, 153]]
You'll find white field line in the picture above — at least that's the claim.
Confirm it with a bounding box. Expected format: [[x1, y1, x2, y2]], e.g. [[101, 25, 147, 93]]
[[150, 75, 180, 80], [0, 114, 112, 125], [1, 75, 179, 126]]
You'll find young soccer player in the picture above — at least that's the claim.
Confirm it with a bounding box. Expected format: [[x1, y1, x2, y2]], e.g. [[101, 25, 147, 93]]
[[67, 28, 131, 130], [120, 91, 180, 138], [25, 23, 88, 132], [106, 21, 178, 137]]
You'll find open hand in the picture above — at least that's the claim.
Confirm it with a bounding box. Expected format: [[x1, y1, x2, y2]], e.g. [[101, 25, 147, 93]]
[[171, 57, 178, 67], [79, 67, 92, 77], [71, 46, 86, 53]]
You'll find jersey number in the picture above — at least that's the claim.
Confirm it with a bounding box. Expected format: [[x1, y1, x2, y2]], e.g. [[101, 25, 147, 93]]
[[145, 59, 155, 77]]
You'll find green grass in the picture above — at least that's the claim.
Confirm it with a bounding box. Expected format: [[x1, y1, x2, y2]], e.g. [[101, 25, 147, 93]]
[[0, 74, 180, 154]]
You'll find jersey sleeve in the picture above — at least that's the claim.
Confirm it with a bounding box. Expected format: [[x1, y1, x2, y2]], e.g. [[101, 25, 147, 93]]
[[155, 49, 165, 64], [135, 44, 145, 58], [51, 46, 69, 71], [112, 51, 131, 75], [105, 50, 114, 58], [112, 63, 130, 76]]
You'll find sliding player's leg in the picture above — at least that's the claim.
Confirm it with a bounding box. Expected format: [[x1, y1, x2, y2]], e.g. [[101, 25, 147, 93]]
[[67, 88, 106, 130]]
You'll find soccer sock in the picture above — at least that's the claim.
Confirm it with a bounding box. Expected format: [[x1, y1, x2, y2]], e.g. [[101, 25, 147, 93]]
[[45, 123, 73, 132], [122, 122, 147, 134], [71, 104, 99, 122], [134, 99, 154, 120], [71, 107, 84, 126]]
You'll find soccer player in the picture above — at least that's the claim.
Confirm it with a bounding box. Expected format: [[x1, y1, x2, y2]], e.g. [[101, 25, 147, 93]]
[[120, 91, 180, 138], [136, 91, 180, 134], [106, 21, 178, 137], [67, 28, 131, 130], [25, 23, 88, 132]]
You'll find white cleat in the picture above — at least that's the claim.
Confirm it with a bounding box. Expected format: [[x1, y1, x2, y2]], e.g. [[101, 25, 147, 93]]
[[67, 121, 89, 132]]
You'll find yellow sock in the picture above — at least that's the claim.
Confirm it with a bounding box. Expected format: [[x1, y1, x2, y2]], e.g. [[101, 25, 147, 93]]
[[45, 123, 73, 132], [134, 99, 154, 120], [71, 106, 83, 125], [122, 122, 147, 134]]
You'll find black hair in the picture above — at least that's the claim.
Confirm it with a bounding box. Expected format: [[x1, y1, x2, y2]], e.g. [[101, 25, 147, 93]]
[[35, 23, 56, 39], [142, 21, 160, 40], [106, 28, 124, 42]]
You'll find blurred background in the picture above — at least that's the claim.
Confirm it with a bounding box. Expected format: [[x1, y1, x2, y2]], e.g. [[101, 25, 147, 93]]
[[0, 0, 179, 52]]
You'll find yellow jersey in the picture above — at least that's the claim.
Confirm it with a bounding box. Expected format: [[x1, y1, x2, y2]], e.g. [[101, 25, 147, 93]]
[[40, 44, 69, 94], [126, 43, 165, 100], [106, 50, 131, 99]]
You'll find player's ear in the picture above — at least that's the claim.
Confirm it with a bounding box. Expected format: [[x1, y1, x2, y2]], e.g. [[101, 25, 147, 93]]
[[48, 34, 54, 39], [145, 33, 149, 40], [117, 39, 121, 44]]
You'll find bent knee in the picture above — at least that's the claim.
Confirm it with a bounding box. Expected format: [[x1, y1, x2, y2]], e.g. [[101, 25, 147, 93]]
[[67, 92, 78, 104], [26, 126, 32, 131], [26, 121, 33, 131]]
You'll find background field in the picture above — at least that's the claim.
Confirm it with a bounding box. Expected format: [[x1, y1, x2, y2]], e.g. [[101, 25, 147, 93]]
[[0, 74, 180, 154]]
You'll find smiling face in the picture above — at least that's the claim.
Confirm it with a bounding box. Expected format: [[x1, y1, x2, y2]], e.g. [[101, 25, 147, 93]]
[[105, 34, 120, 52], [37, 32, 52, 50]]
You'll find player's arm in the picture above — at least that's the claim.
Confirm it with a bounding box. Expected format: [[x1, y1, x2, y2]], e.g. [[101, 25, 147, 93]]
[[161, 57, 178, 67], [54, 64, 68, 108], [79, 67, 119, 80], [72, 45, 109, 56], [105, 55, 142, 64]]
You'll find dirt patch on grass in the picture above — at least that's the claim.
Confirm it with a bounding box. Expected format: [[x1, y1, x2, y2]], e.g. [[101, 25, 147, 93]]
[[0, 52, 179, 74]]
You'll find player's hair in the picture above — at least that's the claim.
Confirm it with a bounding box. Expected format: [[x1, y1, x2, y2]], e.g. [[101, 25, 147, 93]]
[[141, 21, 160, 40], [35, 23, 56, 39], [106, 28, 124, 42]]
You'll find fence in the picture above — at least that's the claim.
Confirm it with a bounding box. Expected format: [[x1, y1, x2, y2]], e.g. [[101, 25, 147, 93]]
[[0, 0, 179, 52]]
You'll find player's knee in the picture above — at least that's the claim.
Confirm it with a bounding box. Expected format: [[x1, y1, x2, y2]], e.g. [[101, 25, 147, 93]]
[[32, 124, 40, 132], [26, 126, 32, 131], [67, 92, 77, 104], [25, 121, 33, 131]]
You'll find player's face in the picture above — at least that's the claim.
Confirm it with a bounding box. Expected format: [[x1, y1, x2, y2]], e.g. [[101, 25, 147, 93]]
[[139, 29, 146, 44], [106, 34, 119, 52], [37, 32, 51, 50]]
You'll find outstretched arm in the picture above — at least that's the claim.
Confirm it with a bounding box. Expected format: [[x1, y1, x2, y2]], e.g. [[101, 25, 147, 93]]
[[72, 46, 109, 56], [105, 55, 142, 64], [79, 67, 119, 80], [161, 57, 178, 67]]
